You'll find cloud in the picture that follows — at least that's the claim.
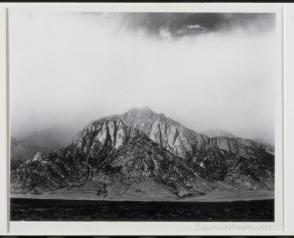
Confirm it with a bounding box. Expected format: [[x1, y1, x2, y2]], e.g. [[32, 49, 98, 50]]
[[88, 12, 275, 39], [10, 11, 276, 144]]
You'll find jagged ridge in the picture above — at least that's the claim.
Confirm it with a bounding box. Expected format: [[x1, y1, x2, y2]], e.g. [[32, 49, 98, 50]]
[[10, 107, 275, 198]]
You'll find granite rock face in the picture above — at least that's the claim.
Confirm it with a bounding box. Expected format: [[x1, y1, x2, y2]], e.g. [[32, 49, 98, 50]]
[[121, 107, 210, 160], [10, 107, 275, 198], [121, 107, 274, 160]]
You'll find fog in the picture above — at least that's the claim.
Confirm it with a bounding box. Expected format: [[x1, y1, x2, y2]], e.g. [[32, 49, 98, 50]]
[[10, 11, 276, 144]]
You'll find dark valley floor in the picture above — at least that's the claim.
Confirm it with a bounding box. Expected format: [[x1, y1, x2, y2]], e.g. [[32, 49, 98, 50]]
[[10, 198, 274, 221]]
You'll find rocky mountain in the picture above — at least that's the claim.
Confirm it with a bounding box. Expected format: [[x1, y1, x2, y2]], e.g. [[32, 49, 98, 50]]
[[204, 129, 235, 138], [120, 106, 210, 161], [10, 107, 274, 200], [10, 137, 52, 170], [120, 107, 274, 158], [11, 126, 77, 171]]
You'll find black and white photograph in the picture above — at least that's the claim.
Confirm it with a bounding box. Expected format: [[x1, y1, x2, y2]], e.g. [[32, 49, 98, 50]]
[[9, 10, 277, 222]]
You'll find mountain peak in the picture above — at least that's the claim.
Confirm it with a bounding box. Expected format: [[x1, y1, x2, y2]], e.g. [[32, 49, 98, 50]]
[[123, 106, 161, 122], [127, 106, 155, 114], [204, 129, 235, 138]]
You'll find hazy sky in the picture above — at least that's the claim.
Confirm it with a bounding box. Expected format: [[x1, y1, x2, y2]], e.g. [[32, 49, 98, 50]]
[[10, 11, 276, 144]]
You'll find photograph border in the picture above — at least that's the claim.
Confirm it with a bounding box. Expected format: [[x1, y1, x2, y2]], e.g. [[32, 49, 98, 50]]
[[0, 2, 286, 236]]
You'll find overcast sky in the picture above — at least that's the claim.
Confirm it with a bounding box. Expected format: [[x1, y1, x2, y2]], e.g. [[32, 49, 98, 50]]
[[10, 11, 276, 144]]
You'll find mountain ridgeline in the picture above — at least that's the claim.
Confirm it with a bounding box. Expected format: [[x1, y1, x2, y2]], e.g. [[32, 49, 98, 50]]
[[11, 107, 274, 200]]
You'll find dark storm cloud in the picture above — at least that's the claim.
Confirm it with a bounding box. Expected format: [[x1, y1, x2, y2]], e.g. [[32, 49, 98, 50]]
[[85, 12, 275, 38], [75, 12, 275, 39]]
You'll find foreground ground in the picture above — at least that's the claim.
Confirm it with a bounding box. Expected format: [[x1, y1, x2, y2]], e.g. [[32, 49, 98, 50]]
[[10, 179, 274, 202], [10, 198, 274, 221]]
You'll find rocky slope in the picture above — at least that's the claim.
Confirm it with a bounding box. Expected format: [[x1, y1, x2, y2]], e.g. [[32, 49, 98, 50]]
[[120, 107, 274, 158], [10, 107, 275, 200], [10, 137, 52, 170], [11, 126, 77, 170]]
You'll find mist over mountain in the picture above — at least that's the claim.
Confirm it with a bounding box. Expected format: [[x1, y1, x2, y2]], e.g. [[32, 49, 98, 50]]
[[18, 126, 76, 149], [10, 12, 276, 145], [11, 107, 274, 201], [204, 129, 235, 138]]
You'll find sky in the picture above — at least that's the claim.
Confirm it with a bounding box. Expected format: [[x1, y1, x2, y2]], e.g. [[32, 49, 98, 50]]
[[10, 11, 277, 144]]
